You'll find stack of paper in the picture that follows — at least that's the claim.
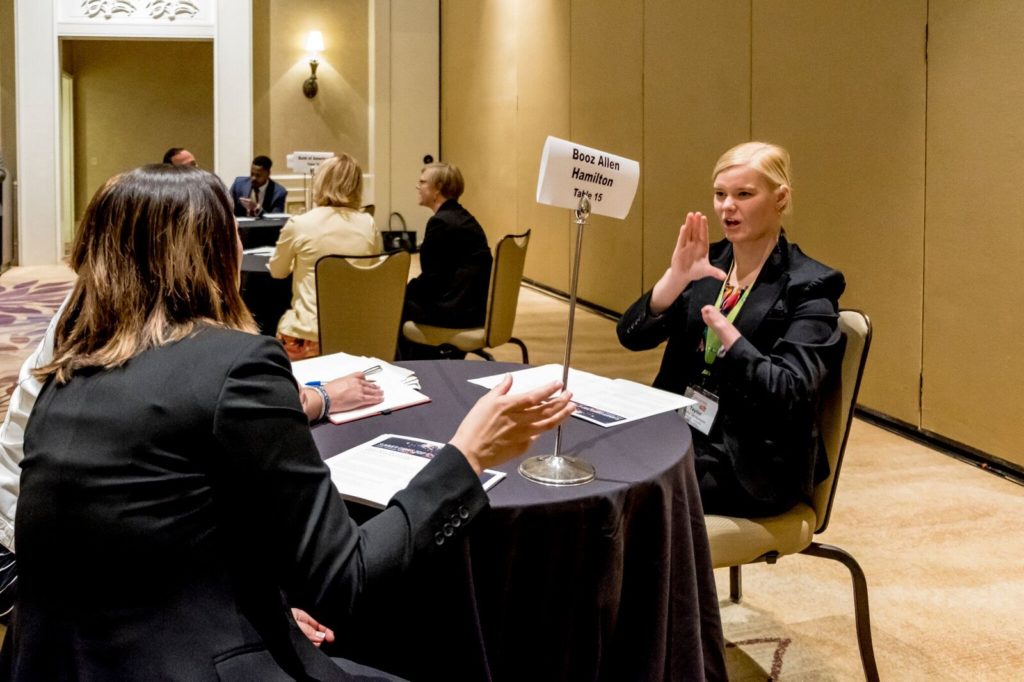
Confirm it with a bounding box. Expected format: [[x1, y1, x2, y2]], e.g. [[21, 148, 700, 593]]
[[291, 352, 429, 424], [326, 434, 505, 508], [469, 364, 694, 428]]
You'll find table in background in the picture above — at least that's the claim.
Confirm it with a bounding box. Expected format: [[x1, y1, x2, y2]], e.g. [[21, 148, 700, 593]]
[[240, 253, 290, 336], [237, 215, 289, 248], [313, 361, 727, 681]]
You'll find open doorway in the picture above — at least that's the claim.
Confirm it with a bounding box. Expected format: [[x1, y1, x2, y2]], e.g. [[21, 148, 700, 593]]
[[59, 38, 214, 252]]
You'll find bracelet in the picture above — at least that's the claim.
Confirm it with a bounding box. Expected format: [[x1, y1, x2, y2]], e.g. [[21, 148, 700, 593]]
[[312, 384, 331, 422]]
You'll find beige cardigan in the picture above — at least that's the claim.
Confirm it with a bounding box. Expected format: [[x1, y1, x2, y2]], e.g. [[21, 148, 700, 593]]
[[268, 206, 382, 340]]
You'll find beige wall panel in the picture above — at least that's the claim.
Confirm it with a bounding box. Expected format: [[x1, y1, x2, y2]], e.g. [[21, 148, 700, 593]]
[[65, 40, 214, 219], [924, 2, 1024, 467], [642, 0, 751, 295], [751, 1, 927, 424], [514, 0, 571, 290], [259, 0, 369, 174], [440, 1, 518, 248], [569, 0, 643, 312]]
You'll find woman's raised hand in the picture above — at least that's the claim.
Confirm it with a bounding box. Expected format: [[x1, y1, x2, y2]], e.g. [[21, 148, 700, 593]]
[[650, 213, 727, 314], [449, 376, 575, 474]]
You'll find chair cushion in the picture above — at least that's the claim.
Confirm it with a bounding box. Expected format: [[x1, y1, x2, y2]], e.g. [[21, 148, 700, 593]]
[[402, 321, 486, 351], [704, 503, 817, 568]]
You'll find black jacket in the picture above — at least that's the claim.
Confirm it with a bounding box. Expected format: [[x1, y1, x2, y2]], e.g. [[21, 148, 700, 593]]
[[404, 199, 492, 328], [618, 235, 845, 513], [8, 327, 486, 680]]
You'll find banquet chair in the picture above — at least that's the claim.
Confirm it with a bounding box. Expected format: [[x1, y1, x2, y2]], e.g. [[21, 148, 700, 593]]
[[704, 309, 878, 681], [401, 230, 531, 363], [315, 251, 410, 360]]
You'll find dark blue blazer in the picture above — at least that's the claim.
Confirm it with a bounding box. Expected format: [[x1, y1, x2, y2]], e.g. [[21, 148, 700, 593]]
[[230, 177, 288, 217]]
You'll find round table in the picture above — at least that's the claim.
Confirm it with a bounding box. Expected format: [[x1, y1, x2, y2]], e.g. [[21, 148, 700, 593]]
[[313, 360, 727, 681]]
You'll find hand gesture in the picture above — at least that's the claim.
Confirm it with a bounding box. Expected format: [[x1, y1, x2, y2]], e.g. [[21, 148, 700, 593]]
[[326, 372, 384, 413], [701, 304, 741, 352], [650, 213, 727, 313], [291, 608, 335, 647], [450, 376, 575, 474]]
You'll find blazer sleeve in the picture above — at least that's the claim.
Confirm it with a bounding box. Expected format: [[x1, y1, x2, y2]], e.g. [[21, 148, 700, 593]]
[[268, 181, 288, 214], [617, 288, 687, 351], [267, 219, 298, 278], [210, 336, 488, 619], [717, 269, 846, 416]]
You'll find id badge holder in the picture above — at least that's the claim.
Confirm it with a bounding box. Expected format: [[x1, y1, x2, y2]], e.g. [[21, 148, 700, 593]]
[[681, 385, 720, 435]]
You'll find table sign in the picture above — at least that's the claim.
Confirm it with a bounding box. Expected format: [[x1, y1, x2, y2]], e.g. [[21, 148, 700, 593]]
[[536, 136, 639, 220], [285, 151, 335, 173], [520, 137, 640, 487]]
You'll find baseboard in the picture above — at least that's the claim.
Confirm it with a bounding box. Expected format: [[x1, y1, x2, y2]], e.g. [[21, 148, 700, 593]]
[[521, 278, 621, 321], [855, 407, 1024, 487]]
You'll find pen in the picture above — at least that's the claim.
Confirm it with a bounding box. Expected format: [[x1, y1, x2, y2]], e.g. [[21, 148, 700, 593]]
[[305, 365, 382, 387]]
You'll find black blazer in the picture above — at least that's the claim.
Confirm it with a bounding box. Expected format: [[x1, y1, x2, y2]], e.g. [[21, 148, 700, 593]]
[[7, 327, 486, 681], [618, 235, 845, 511], [404, 199, 493, 328]]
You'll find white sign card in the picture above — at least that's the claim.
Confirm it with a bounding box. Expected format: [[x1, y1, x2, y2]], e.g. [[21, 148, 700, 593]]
[[535, 136, 640, 219], [286, 151, 335, 174]]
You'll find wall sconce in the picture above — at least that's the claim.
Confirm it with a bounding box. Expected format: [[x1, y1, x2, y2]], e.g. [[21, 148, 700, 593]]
[[303, 31, 325, 98]]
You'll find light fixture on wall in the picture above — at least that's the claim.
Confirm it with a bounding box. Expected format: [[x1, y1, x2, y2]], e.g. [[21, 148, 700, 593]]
[[303, 31, 325, 98]]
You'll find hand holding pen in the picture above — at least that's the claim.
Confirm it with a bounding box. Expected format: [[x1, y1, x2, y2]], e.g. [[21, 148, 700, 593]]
[[304, 368, 384, 416]]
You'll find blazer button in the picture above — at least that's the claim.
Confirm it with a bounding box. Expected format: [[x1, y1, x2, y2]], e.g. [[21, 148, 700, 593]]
[[443, 523, 454, 537], [458, 506, 469, 519], [434, 531, 445, 546], [451, 516, 462, 528]]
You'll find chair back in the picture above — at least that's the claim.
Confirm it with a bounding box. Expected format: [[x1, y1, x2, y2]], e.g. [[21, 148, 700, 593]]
[[811, 309, 872, 534], [483, 230, 530, 348], [315, 251, 411, 359]]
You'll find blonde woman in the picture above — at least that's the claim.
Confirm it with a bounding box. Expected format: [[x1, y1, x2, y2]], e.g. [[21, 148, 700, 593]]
[[618, 142, 845, 518], [269, 153, 382, 360]]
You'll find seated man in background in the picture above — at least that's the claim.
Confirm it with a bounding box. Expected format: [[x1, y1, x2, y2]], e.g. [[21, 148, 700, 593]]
[[230, 154, 288, 217], [162, 147, 198, 167]]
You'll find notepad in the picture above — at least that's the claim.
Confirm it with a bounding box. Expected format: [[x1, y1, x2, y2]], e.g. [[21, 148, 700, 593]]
[[291, 352, 429, 424]]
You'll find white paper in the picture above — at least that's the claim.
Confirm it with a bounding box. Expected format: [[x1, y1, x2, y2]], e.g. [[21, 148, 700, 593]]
[[291, 352, 428, 424], [536, 136, 640, 219], [470, 364, 694, 427], [243, 246, 276, 256], [262, 212, 292, 219], [327, 434, 506, 508]]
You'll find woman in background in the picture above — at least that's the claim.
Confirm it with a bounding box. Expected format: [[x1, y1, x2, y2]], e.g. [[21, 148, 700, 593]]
[[400, 162, 492, 359], [270, 153, 382, 360], [4, 164, 573, 680], [618, 142, 845, 518]]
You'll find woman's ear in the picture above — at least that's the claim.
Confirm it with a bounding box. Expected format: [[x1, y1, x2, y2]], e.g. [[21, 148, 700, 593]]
[[775, 185, 790, 212]]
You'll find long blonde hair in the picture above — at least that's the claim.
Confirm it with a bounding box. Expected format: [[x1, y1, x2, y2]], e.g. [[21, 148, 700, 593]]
[[38, 165, 256, 383]]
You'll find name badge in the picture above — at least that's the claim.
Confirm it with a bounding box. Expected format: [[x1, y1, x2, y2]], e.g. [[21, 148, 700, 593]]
[[681, 385, 719, 435]]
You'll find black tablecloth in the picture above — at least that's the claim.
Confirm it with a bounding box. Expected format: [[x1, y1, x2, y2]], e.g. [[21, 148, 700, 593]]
[[238, 216, 289, 248], [240, 253, 290, 336], [312, 361, 727, 681]]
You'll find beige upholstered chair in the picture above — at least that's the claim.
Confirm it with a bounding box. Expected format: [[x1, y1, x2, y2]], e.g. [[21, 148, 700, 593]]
[[315, 251, 411, 359], [402, 230, 531, 363], [704, 310, 878, 681]]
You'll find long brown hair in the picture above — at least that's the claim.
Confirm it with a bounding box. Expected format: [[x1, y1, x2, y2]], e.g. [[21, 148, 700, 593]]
[[38, 164, 256, 383]]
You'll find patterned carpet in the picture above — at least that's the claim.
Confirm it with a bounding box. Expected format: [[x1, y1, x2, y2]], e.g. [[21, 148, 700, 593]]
[[0, 274, 74, 415]]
